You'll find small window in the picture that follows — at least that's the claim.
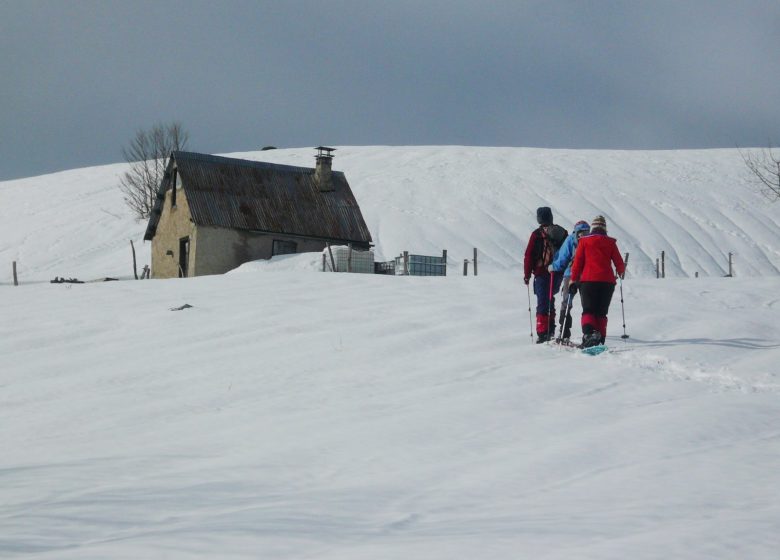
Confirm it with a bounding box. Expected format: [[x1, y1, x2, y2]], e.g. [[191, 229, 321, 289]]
[[272, 240, 297, 256]]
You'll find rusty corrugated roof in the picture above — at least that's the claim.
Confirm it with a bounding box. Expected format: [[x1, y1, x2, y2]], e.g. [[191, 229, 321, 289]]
[[144, 151, 372, 245]]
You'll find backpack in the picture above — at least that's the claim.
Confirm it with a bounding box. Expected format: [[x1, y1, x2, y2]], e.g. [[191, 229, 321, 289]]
[[534, 224, 568, 268]]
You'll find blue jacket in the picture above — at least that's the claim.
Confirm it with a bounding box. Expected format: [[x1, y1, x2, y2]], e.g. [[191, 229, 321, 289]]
[[552, 223, 590, 278]]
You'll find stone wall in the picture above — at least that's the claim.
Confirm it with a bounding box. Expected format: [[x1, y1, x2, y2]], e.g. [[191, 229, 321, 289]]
[[193, 227, 326, 276], [151, 178, 331, 278], [150, 184, 196, 279]]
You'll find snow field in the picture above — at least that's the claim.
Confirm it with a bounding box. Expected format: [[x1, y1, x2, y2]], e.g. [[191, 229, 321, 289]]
[[1, 146, 779, 558], [1, 268, 779, 558]]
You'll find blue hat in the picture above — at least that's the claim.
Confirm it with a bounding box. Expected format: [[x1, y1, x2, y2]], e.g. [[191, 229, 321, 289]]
[[573, 220, 590, 233]]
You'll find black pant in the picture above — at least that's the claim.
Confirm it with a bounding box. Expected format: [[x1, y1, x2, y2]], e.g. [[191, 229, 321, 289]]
[[579, 282, 615, 317], [579, 282, 615, 337]]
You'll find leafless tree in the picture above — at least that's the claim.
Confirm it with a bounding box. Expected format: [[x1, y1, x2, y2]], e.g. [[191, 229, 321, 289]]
[[739, 144, 780, 202], [119, 122, 189, 219]]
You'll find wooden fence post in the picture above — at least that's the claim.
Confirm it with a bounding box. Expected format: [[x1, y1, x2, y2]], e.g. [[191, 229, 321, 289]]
[[463, 259, 469, 276], [473, 248, 478, 276], [130, 240, 138, 280], [661, 251, 665, 278], [656, 258, 660, 279], [442, 250, 447, 276], [13, 261, 18, 286], [728, 252, 733, 277], [326, 242, 336, 272], [322, 253, 327, 272]]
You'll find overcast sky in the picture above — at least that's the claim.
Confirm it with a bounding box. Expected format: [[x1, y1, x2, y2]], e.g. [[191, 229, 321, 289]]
[[1, 0, 779, 180]]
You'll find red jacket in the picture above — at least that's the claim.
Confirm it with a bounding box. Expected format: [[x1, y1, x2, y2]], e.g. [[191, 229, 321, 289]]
[[523, 228, 546, 279], [570, 232, 625, 284]]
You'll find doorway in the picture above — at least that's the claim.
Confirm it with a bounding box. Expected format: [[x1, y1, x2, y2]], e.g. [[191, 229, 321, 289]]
[[179, 237, 190, 277]]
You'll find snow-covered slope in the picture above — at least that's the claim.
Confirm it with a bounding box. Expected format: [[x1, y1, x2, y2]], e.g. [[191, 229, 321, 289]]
[[1, 147, 779, 559], [206, 146, 780, 277], [1, 146, 778, 283]]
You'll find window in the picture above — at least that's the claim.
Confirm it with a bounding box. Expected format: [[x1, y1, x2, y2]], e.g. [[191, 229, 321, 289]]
[[272, 240, 297, 256]]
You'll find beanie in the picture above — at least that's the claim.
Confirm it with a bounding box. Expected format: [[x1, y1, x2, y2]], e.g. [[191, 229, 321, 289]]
[[536, 207, 553, 225], [591, 215, 607, 231], [573, 220, 590, 233]]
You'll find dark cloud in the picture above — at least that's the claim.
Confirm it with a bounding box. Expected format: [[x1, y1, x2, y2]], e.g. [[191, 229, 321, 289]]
[[1, 0, 779, 180]]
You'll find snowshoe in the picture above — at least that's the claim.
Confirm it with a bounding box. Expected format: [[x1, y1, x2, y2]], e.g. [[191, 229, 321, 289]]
[[581, 344, 608, 356], [580, 332, 602, 348]]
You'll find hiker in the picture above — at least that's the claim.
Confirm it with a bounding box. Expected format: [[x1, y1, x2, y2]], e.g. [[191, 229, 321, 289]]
[[569, 215, 626, 348], [549, 220, 591, 343], [523, 207, 568, 343]]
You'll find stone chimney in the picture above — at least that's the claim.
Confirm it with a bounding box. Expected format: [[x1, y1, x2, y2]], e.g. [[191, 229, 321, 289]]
[[315, 146, 336, 192]]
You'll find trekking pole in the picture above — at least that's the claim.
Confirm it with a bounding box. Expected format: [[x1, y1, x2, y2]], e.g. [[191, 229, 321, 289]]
[[556, 292, 566, 342], [526, 283, 534, 345], [619, 253, 629, 340], [547, 272, 555, 341], [557, 289, 573, 342]]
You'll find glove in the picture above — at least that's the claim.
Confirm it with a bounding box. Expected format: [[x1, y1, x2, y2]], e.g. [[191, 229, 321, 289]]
[[547, 264, 554, 272], [568, 282, 578, 296], [524, 276, 530, 285]]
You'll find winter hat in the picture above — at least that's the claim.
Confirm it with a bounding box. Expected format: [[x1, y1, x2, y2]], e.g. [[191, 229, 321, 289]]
[[536, 207, 553, 225], [591, 215, 607, 232], [573, 220, 590, 233]]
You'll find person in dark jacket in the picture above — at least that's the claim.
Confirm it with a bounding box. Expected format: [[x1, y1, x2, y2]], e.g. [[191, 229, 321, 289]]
[[570, 215, 626, 348], [523, 207, 567, 343]]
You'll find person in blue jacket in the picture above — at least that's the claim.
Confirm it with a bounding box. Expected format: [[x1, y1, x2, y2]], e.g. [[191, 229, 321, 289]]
[[549, 220, 590, 343]]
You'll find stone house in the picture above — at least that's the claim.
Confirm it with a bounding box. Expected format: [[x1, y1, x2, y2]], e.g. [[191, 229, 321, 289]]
[[143, 148, 372, 278]]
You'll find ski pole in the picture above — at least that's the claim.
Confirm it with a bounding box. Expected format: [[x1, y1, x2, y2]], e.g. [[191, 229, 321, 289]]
[[619, 253, 629, 340], [527, 282, 534, 345], [556, 279, 567, 341], [558, 288, 573, 342], [547, 272, 555, 337], [557, 291, 567, 340]]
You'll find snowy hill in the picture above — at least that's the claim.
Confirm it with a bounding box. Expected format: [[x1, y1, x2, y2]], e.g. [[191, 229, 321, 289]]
[[1, 146, 778, 283], [1, 147, 779, 559]]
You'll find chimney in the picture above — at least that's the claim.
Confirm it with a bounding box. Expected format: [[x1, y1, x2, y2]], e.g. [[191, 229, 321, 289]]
[[315, 146, 336, 192]]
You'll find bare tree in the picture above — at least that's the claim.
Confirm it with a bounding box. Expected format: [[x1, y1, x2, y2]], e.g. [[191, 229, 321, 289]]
[[740, 144, 780, 202], [119, 122, 189, 219]]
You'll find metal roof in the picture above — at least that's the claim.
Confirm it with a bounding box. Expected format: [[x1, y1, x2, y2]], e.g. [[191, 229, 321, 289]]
[[144, 151, 372, 245]]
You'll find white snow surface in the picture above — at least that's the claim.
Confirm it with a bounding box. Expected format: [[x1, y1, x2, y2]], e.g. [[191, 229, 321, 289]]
[[1, 146, 779, 559]]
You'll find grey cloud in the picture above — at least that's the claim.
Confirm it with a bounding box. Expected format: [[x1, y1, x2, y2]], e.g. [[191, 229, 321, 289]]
[[1, 0, 779, 180]]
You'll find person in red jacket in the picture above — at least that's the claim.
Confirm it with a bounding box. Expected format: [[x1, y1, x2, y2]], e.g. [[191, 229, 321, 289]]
[[570, 215, 626, 348]]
